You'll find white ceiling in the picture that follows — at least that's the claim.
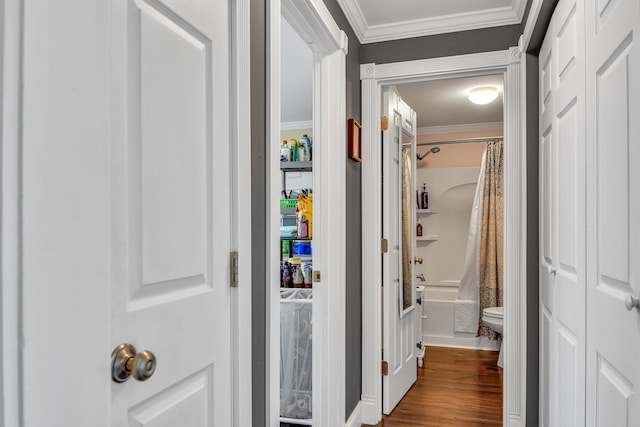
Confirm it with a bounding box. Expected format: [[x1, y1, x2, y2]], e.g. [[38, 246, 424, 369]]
[[395, 74, 504, 129], [337, 0, 528, 43], [281, 19, 313, 124]]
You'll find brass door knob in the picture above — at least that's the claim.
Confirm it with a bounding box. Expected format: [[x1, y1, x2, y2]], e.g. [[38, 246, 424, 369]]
[[132, 350, 156, 381], [414, 256, 423, 264], [111, 343, 157, 383]]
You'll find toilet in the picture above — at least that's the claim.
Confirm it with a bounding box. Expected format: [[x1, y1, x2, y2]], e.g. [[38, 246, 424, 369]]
[[482, 306, 504, 368]]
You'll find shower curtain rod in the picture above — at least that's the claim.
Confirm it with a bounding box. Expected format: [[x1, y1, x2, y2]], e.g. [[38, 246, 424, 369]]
[[416, 136, 503, 147]]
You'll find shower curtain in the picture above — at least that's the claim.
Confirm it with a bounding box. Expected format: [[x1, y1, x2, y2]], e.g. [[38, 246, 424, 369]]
[[455, 140, 504, 338], [454, 149, 487, 333], [477, 140, 504, 339]]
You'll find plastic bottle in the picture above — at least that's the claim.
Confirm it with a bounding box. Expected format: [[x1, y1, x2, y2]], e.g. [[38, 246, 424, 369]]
[[299, 134, 310, 161], [417, 221, 423, 237], [281, 140, 290, 161], [291, 139, 299, 161], [293, 266, 304, 288], [282, 262, 291, 287], [421, 183, 429, 209]]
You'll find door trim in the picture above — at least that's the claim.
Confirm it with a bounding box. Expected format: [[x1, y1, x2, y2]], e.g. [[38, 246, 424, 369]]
[[360, 48, 528, 426], [1, 0, 23, 425], [231, 0, 253, 426], [267, 0, 348, 426]]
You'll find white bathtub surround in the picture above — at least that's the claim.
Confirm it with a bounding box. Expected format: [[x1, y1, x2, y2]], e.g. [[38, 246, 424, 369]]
[[421, 287, 499, 351]]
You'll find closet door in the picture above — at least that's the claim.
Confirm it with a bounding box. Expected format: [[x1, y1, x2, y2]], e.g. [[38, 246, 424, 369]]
[[539, 0, 587, 425], [585, 0, 640, 424]]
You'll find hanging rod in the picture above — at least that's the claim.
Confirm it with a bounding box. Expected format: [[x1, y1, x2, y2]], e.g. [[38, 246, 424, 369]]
[[416, 136, 503, 147]]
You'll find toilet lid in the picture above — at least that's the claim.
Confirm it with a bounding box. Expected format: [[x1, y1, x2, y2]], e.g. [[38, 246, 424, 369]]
[[483, 306, 504, 318]]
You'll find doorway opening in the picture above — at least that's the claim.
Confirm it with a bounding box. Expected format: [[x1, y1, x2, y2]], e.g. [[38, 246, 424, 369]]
[[376, 74, 506, 423], [360, 49, 527, 426], [267, 1, 348, 426]]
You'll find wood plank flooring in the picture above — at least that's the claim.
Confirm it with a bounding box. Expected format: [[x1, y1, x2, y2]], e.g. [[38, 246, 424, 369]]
[[364, 346, 503, 427]]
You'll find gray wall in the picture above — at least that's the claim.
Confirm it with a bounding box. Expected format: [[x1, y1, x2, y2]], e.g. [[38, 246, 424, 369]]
[[360, 25, 524, 64], [251, 0, 363, 424], [250, 0, 266, 425]]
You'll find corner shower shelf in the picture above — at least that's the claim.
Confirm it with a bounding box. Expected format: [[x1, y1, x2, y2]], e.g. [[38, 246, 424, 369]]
[[417, 209, 437, 214], [416, 234, 439, 242]]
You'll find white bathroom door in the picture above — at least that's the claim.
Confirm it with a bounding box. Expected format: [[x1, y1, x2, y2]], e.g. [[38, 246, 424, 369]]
[[20, 0, 235, 425], [382, 87, 417, 415], [585, 0, 640, 424], [538, 0, 587, 425]]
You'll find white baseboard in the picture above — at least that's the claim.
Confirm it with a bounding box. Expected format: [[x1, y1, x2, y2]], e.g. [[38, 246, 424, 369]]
[[424, 335, 501, 351], [360, 395, 379, 426], [345, 401, 362, 427]]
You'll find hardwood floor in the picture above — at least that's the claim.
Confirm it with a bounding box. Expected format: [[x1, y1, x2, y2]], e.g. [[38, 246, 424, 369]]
[[365, 346, 503, 427]]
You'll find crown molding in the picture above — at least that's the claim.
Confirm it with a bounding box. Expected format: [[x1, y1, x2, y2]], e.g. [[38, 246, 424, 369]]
[[417, 121, 504, 135], [280, 120, 313, 131], [338, 0, 527, 44]]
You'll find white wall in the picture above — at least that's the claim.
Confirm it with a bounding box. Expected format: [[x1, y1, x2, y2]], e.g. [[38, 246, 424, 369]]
[[415, 166, 480, 290]]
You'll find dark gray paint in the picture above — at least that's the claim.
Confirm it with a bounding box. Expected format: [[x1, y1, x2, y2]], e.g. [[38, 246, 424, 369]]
[[250, 0, 266, 425], [320, 0, 363, 421], [360, 25, 524, 65], [525, 52, 540, 427]]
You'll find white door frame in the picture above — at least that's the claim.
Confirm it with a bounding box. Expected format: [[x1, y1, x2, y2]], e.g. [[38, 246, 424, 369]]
[[0, 0, 252, 425], [1, 0, 22, 425], [360, 47, 528, 426], [267, 0, 348, 426]]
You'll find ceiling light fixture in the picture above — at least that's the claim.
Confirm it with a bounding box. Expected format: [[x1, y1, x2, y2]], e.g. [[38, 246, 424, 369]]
[[468, 86, 499, 105]]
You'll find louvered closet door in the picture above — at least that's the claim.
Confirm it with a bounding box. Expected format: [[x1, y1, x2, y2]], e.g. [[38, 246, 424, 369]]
[[539, 0, 587, 425], [585, 0, 640, 424]]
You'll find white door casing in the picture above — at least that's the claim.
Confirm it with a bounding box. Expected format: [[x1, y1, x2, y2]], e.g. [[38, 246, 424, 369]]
[[538, 0, 587, 425], [585, 0, 640, 424], [361, 49, 527, 426], [381, 87, 417, 414], [19, 0, 251, 425]]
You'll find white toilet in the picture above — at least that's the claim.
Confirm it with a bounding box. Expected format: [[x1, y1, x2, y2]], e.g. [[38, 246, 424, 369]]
[[482, 306, 504, 368]]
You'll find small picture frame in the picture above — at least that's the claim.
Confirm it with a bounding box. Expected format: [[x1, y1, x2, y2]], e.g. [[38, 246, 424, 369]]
[[348, 118, 361, 162]]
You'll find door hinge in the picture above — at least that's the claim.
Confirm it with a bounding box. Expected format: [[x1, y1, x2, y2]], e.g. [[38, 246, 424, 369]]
[[381, 116, 388, 131], [230, 251, 238, 287], [381, 238, 388, 253], [381, 360, 389, 376]]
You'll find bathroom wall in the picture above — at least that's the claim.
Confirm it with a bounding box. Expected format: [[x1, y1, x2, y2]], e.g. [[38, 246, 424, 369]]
[[414, 129, 501, 349]]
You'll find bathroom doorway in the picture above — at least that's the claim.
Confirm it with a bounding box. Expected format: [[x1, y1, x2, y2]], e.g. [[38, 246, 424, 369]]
[[376, 74, 506, 423], [360, 50, 527, 426]]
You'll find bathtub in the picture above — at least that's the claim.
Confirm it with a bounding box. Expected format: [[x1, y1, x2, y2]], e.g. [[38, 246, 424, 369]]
[[421, 286, 500, 351]]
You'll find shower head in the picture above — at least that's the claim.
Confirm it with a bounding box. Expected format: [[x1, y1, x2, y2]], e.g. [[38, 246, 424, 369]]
[[417, 146, 441, 161]]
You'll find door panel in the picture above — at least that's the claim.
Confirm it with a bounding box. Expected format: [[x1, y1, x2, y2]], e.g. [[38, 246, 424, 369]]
[[586, 0, 640, 424], [382, 87, 417, 414], [111, 0, 231, 425]]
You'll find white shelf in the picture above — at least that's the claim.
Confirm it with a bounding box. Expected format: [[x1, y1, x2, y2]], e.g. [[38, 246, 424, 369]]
[[417, 209, 437, 214], [280, 417, 313, 425], [416, 234, 439, 242]]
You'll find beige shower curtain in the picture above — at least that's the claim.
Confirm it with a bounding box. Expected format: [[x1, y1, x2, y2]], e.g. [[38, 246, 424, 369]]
[[478, 140, 504, 339], [401, 147, 412, 310]]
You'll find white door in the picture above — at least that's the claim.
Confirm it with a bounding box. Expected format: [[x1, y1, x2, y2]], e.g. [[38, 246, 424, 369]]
[[21, 0, 234, 425], [382, 87, 417, 414], [585, 0, 640, 424], [538, 0, 587, 425]]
